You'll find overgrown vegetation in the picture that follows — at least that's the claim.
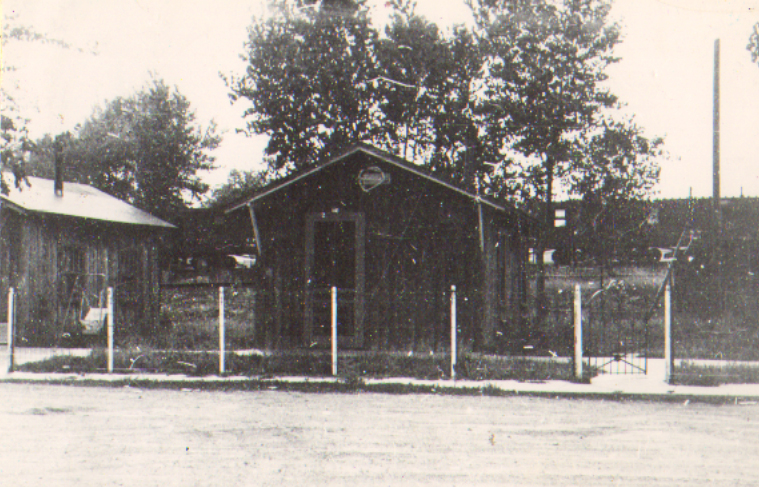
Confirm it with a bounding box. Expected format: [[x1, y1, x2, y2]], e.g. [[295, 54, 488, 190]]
[[16, 349, 582, 382], [674, 311, 759, 362], [522, 267, 664, 357], [675, 362, 759, 387]]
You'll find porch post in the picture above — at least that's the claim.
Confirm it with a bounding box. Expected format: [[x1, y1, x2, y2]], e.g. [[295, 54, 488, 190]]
[[247, 203, 262, 256]]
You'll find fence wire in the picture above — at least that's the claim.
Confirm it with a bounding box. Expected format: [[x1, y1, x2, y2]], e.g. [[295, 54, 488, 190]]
[[159, 285, 467, 353], [158, 279, 656, 361]]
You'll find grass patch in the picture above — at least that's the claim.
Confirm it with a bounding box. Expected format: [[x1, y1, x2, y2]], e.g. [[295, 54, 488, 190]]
[[674, 361, 759, 386], [675, 314, 759, 362], [16, 349, 585, 382]]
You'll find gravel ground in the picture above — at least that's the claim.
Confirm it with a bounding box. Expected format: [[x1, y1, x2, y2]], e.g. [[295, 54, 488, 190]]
[[1, 382, 758, 486]]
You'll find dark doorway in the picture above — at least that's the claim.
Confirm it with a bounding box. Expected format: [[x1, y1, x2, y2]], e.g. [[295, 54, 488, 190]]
[[305, 212, 365, 347]]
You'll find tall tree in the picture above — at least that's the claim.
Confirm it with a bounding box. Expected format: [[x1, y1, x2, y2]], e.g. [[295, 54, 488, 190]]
[[67, 79, 220, 220], [226, 0, 380, 173], [374, 2, 489, 191], [229, 0, 661, 221], [228, 0, 497, 192], [471, 0, 623, 200], [466, 0, 663, 326]]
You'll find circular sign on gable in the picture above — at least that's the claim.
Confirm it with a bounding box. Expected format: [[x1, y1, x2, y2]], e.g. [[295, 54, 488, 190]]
[[358, 166, 391, 192]]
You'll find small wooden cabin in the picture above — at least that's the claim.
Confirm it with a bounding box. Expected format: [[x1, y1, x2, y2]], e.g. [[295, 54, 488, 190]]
[[226, 144, 530, 352], [0, 175, 174, 346]]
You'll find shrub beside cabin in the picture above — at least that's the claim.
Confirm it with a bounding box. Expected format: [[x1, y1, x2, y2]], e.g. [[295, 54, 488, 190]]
[[0, 173, 174, 346], [226, 144, 531, 352]]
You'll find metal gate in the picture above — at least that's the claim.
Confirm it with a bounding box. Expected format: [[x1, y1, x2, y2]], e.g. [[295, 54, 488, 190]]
[[584, 278, 653, 375]]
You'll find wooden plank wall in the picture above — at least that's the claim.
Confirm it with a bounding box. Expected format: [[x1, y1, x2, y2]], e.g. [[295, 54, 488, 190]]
[[1, 212, 164, 346], [240, 153, 528, 353]]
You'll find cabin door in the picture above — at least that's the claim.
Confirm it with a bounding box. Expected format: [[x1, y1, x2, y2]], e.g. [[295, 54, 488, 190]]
[[305, 212, 365, 348]]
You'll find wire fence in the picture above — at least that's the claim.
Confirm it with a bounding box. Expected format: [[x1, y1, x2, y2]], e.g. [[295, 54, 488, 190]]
[[1, 274, 656, 376], [158, 284, 465, 354], [673, 285, 759, 362], [524, 268, 663, 364], [5, 264, 759, 383]]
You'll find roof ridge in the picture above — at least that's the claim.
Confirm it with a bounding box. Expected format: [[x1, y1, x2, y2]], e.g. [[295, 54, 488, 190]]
[[227, 143, 526, 218]]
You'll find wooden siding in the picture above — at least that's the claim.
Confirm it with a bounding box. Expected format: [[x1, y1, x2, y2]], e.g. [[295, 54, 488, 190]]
[[244, 151, 526, 352], [0, 210, 164, 346]]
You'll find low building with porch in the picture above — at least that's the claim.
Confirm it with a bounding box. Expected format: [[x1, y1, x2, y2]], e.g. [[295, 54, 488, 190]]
[[225, 144, 532, 352]]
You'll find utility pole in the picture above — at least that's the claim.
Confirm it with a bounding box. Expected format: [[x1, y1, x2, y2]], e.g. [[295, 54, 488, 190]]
[[713, 39, 721, 230], [713, 39, 724, 308]]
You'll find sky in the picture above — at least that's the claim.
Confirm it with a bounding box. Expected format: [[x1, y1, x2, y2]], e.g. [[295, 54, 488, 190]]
[[3, 0, 759, 200]]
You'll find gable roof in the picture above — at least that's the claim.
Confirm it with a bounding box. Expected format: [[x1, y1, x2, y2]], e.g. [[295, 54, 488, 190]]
[[1, 175, 175, 228], [227, 143, 524, 217]]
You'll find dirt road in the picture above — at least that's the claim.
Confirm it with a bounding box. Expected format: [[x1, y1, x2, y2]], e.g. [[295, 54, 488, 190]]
[[0, 383, 757, 486]]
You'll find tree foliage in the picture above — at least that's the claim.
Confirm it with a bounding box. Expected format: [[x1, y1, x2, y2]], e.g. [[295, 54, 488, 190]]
[[228, 0, 662, 215], [472, 0, 620, 195], [66, 79, 220, 220], [207, 169, 272, 209], [226, 0, 380, 173], [373, 4, 488, 190]]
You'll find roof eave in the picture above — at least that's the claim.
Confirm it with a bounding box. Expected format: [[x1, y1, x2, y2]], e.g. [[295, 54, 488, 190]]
[[226, 145, 367, 213], [0, 197, 29, 216], [1, 197, 176, 229], [226, 144, 518, 214]]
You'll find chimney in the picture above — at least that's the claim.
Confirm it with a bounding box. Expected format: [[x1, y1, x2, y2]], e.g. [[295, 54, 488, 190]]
[[54, 135, 64, 197]]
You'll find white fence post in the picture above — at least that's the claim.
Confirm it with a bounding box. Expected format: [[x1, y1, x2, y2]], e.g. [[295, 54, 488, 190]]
[[219, 286, 226, 375], [331, 286, 338, 376], [664, 280, 673, 384], [574, 284, 583, 380], [7, 287, 15, 373], [107, 287, 114, 373], [451, 285, 457, 382], [251, 290, 257, 344]]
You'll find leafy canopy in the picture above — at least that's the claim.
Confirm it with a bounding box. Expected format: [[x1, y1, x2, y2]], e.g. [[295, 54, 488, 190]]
[[207, 169, 273, 209], [226, 0, 662, 214], [226, 0, 380, 173], [749, 22, 759, 66], [66, 79, 220, 220]]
